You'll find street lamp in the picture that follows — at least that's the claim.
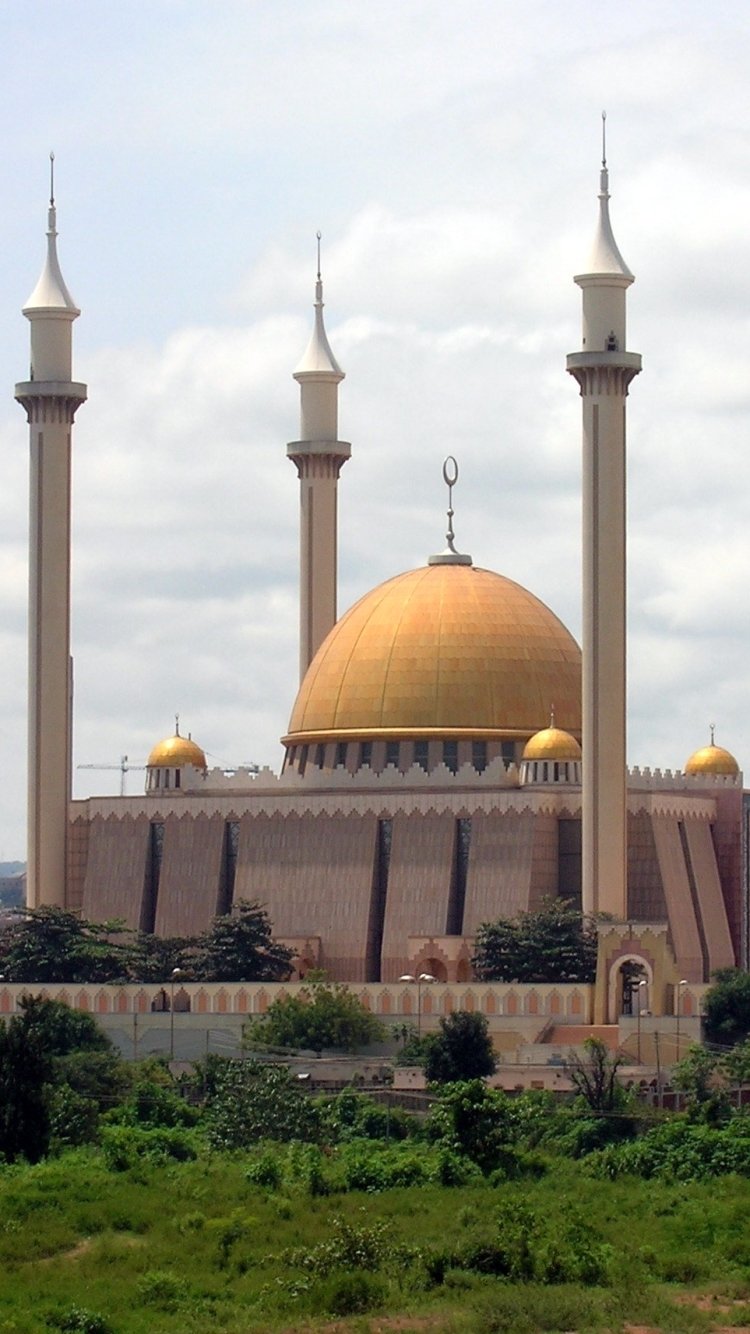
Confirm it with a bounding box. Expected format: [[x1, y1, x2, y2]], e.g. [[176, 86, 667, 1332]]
[[398, 972, 436, 1036], [675, 978, 688, 1063], [169, 967, 184, 1060], [636, 978, 648, 1063]]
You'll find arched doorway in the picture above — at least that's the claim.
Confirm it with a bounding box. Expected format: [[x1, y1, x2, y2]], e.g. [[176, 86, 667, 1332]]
[[609, 954, 653, 1022]]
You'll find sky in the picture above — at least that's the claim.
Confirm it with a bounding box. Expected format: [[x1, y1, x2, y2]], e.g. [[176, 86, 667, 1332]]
[[1, 0, 750, 859]]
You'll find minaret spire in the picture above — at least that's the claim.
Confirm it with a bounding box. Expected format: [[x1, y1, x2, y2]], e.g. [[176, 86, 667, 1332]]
[[15, 164, 87, 908], [287, 237, 351, 680], [567, 123, 641, 921]]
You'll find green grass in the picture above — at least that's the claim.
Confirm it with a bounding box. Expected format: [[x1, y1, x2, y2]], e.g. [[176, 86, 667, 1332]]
[[1, 1149, 750, 1332]]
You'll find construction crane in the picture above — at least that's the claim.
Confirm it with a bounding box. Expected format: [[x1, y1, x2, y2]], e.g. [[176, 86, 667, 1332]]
[[77, 755, 146, 797]]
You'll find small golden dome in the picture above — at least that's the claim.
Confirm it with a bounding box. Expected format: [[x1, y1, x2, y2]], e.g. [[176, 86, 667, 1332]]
[[147, 730, 207, 770], [285, 563, 581, 744], [684, 743, 739, 777], [523, 726, 582, 761]]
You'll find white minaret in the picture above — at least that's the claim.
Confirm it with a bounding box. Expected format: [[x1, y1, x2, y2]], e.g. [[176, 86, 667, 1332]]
[[566, 119, 641, 919], [15, 159, 86, 908], [287, 238, 350, 680]]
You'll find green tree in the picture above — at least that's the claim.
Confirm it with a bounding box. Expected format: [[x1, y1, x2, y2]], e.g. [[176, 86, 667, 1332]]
[[246, 980, 385, 1053], [672, 1044, 729, 1123], [205, 1059, 320, 1148], [564, 1037, 625, 1113], [127, 932, 194, 982], [423, 1011, 497, 1084], [17, 995, 113, 1054], [472, 898, 598, 984], [703, 968, 750, 1046], [426, 1080, 518, 1174], [0, 907, 130, 983], [0, 1015, 51, 1161], [194, 900, 293, 982]]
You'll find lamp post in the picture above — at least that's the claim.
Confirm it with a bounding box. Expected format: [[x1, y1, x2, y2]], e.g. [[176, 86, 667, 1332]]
[[169, 967, 184, 1060], [675, 978, 687, 1063], [398, 972, 436, 1036], [636, 978, 647, 1063]]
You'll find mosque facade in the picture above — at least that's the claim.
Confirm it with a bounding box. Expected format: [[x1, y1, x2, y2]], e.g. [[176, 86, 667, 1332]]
[[16, 150, 749, 1022]]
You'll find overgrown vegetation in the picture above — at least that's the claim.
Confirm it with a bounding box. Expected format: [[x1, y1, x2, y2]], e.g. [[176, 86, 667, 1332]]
[[3, 1001, 750, 1329]]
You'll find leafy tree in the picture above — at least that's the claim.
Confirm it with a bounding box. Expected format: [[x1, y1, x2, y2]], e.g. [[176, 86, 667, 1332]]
[[17, 996, 113, 1054], [0, 1014, 51, 1161], [426, 1080, 519, 1174], [472, 898, 598, 984], [246, 980, 386, 1053], [194, 900, 293, 982], [565, 1037, 625, 1113], [423, 1011, 497, 1084], [0, 907, 130, 983], [127, 932, 194, 982], [205, 1059, 320, 1148], [671, 1044, 730, 1124], [703, 968, 750, 1046]]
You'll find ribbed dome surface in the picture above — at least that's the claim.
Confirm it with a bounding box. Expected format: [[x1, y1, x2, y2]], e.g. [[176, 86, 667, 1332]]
[[285, 564, 581, 742]]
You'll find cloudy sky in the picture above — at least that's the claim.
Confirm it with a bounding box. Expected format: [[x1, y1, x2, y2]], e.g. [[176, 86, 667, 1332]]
[[1, 0, 749, 858]]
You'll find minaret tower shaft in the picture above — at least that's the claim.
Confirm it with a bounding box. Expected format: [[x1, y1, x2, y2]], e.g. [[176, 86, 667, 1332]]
[[15, 161, 87, 908], [287, 240, 350, 680], [566, 122, 641, 918]]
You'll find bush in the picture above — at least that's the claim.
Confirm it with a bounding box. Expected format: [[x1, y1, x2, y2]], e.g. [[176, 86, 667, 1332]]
[[47, 1309, 112, 1334], [100, 1124, 198, 1171], [310, 1270, 386, 1316], [136, 1270, 190, 1311], [586, 1116, 750, 1181]]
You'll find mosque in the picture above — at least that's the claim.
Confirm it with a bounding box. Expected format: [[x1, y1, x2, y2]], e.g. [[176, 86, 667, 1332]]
[[15, 145, 748, 1021]]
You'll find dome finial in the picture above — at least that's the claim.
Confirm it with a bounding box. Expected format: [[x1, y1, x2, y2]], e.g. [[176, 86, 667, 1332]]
[[428, 456, 472, 566], [316, 230, 322, 284], [710, 722, 716, 746], [601, 111, 607, 170], [49, 151, 55, 208], [550, 704, 556, 728], [175, 712, 180, 737]]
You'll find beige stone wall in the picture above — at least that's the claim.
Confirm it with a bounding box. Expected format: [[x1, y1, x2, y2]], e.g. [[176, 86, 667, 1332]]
[[462, 810, 536, 930], [154, 814, 225, 937], [81, 814, 151, 929], [234, 811, 379, 980], [380, 813, 454, 980]]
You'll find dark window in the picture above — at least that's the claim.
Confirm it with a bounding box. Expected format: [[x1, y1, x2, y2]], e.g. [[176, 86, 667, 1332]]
[[472, 740, 487, 773], [336, 741, 348, 768], [175, 770, 181, 789], [315, 743, 326, 769], [443, 740, 458, 774], [164, 770, 170, 789], [414, 740, 429, 772], [500, 740, 516, 764], [359, 741, 373, 769], [299, 745, 308, 777], [385, 740, 400, 768]]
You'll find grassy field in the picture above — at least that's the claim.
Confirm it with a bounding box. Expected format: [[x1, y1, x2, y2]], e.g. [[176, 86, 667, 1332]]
[[2, 1146, 750, 1334]]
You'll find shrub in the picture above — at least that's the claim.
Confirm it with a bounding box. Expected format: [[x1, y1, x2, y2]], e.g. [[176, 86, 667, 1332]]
[[100, 1124, 198, 1171], [47, 1309, 112, 1334], [245, 1149, 283, 1189], [136, 1270, 189, 1311], [205, 1060, 320, 1149], [311, 1270, 385, 1316]]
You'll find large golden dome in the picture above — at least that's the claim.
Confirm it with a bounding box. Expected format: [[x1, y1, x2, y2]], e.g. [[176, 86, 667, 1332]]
[[285, 564, 581, 743]]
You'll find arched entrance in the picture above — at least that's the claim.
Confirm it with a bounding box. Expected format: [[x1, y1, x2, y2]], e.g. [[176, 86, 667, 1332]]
[[609, 955, 653, 1022]]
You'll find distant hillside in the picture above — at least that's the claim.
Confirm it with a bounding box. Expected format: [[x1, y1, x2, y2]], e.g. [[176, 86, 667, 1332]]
[[0, 863, 24, 877], [0, 866, 25, 911]]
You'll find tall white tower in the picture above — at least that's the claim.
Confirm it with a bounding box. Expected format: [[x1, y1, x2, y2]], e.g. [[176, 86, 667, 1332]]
[[567, 122, 641, 918], [15, 163, 86, 908], [287, 243, 350, 680]]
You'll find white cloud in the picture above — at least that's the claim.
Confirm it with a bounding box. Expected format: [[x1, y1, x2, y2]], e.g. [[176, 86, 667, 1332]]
[[1, 3, 750, 853]]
